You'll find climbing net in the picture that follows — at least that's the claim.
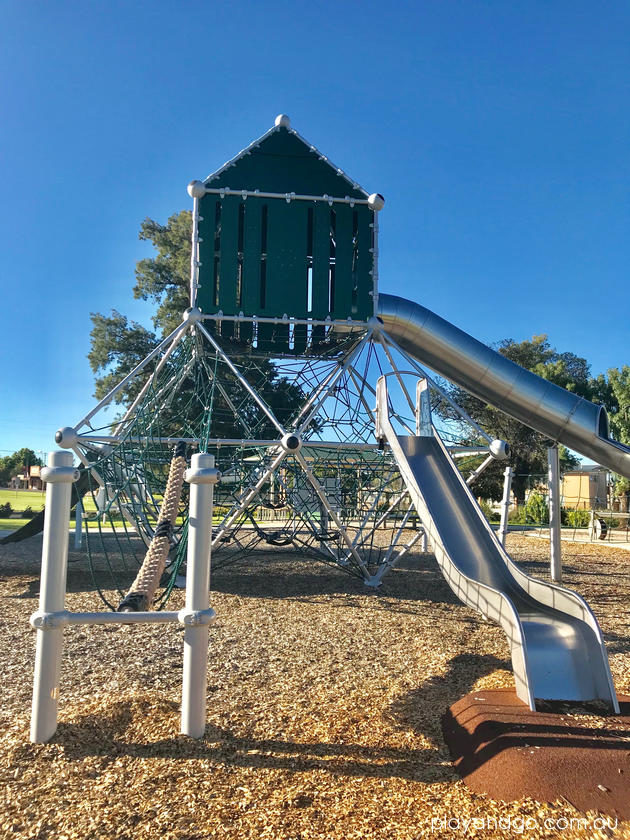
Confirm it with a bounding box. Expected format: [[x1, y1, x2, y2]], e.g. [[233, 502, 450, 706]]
[[74, 320, 479, 607]]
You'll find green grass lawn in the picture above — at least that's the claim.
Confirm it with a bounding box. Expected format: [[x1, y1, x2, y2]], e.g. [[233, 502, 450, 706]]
[[0, 488, 225, 534], [0, 487, 103, 533], [0, 488, 46, 510]]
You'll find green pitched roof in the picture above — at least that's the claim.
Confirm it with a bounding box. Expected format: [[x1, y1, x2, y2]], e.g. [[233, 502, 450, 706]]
[[203, 120, 369, 199]]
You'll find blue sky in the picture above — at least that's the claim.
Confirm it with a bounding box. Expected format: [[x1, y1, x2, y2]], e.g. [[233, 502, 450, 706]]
[[1, 0, 628, 458]]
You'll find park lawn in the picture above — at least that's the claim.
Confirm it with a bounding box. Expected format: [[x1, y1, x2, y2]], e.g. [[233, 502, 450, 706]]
[[0, 518, 31, 530], [0, 488, 100, 514], [0, 489, 46, 511]]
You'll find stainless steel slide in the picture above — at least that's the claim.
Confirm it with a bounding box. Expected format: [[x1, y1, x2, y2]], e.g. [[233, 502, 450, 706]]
[[376, 377, 619, 711], [377, 293, 630, 479]]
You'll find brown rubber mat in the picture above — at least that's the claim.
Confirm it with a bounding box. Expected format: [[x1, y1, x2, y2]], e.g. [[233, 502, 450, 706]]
[[442, 689, 630, 818]]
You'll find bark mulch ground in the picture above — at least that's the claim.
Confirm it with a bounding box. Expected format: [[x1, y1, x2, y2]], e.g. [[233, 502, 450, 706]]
[[1, 532, 629, 839], [443, 689, 630, 820]]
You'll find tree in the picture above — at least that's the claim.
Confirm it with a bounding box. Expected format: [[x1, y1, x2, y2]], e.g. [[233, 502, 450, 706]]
[[88, 310, 157, 402], [607, 366, 630, 445], [134, 212, 192, 335], [606, 366, 630, 506], [0, 448, 42, 486], [444, 335, 608, 505], [88, 211, 312, 437]]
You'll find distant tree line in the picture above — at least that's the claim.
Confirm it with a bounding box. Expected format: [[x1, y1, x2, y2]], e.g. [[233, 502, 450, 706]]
[[0, 448, 42, 486]]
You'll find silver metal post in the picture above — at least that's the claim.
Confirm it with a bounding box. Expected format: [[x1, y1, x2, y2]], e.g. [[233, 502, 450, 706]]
[[30, 451, 79, 743], [498, 465, 513, 547], [181, 453, 220, 738], [548, 446, 562, 582], [416, 379, 432, 436], [465, 454, 494, 486], [74, 496, 83, 550], [421, 530, 428, 552]]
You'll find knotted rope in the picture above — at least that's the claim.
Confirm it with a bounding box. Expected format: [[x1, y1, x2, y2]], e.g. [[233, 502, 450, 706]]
[[118, 441, 187, 611]]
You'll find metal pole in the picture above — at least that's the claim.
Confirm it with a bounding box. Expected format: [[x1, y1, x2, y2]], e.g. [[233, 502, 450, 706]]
[[181, 453, 220, 738], [548, 446, 562, 582], [465, 454, 494, 487], [30, 451, 79, 743], [416, 379, 432, 436], [74, 496, 83, 550], [498, 466, 513, 547]]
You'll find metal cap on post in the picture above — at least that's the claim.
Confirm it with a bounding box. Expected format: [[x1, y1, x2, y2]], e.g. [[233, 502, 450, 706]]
[[31, 451, 79, 743], [181, 453, 219, 738]]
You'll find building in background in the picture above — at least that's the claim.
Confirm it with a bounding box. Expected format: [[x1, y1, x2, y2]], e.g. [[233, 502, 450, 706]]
[[9, 465, 44, 491], [561, 466, 609, 510]]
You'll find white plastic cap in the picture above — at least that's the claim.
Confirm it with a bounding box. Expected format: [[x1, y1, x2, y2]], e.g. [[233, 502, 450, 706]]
[[55, 426, 78, 449], [490, 439, 511, 460], [281, 432, 302, 452], [275, 114, 291, 128], [368, 193, 385, 211], [187, 180, 206, 199]]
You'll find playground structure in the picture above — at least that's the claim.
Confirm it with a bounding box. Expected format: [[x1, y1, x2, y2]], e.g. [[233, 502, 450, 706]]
[[31, 115, 630, 742]]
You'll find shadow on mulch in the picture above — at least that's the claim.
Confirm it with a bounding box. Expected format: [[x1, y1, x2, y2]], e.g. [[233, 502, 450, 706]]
[[211, 553, 462, 607], [20, 698, 454, 785], [3, 541, 463, 607], [390, 653, 511, 744], [442, 689, 630, 818]]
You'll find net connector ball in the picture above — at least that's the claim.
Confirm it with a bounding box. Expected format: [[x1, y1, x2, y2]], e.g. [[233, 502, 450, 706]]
[[187, 180, 206, 199], [368, 193, 385, 211]]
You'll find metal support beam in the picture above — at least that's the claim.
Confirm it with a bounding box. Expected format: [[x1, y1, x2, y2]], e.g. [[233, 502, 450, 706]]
[[416, 379, 432, 436], [548, 446, 562, 582], [497, 465, 512, 547], [465, 454, 494, 486]]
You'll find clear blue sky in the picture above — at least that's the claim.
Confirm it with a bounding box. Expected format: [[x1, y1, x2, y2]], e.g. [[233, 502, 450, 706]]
[[1, 0, 628, 458]]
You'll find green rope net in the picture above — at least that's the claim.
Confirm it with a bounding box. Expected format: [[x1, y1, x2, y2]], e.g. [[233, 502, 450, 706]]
[[77, 324, 455, 608]]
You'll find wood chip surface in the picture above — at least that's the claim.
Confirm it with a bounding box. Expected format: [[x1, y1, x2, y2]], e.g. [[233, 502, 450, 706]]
[[1, 533, 629, 839]]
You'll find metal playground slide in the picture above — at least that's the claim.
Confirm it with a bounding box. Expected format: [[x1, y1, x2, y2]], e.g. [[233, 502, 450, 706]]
[[375, 375, 619, 711], [377, 293, 630, 480]]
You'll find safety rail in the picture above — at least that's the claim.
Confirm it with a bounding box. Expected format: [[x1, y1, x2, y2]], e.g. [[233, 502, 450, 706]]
[[30, 450, 220, 743]]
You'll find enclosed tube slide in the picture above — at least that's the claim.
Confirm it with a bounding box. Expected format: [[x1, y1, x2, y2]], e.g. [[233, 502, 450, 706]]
[[377, 294, 630, 479]]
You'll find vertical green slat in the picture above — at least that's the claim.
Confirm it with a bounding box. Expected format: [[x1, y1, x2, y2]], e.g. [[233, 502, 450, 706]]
[[264, 201, 308, 350], [241, 199, 262, 316], [353, 206, 374, 319], [331, 204, 353, 320], [217, 195, 241, 339], [266, 200, 308, 316], [196, 196, 219, 314], [311, 202, 330, 319], [218, 196, 240, 311], [238, 199, 262, 344]]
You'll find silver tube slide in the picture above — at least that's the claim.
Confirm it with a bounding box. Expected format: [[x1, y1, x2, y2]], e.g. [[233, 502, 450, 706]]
[[377, 294, 630, 479]]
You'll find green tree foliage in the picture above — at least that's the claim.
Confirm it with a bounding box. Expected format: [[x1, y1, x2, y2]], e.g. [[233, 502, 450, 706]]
[[134, 212, 192, 334], [88, 311, 157, 402], [607, 366, 630, 500], [446, 335, 609, 504], [88, 211, 312, 436], [607, 365, 630, 445], [0, 448, 42, 486]]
